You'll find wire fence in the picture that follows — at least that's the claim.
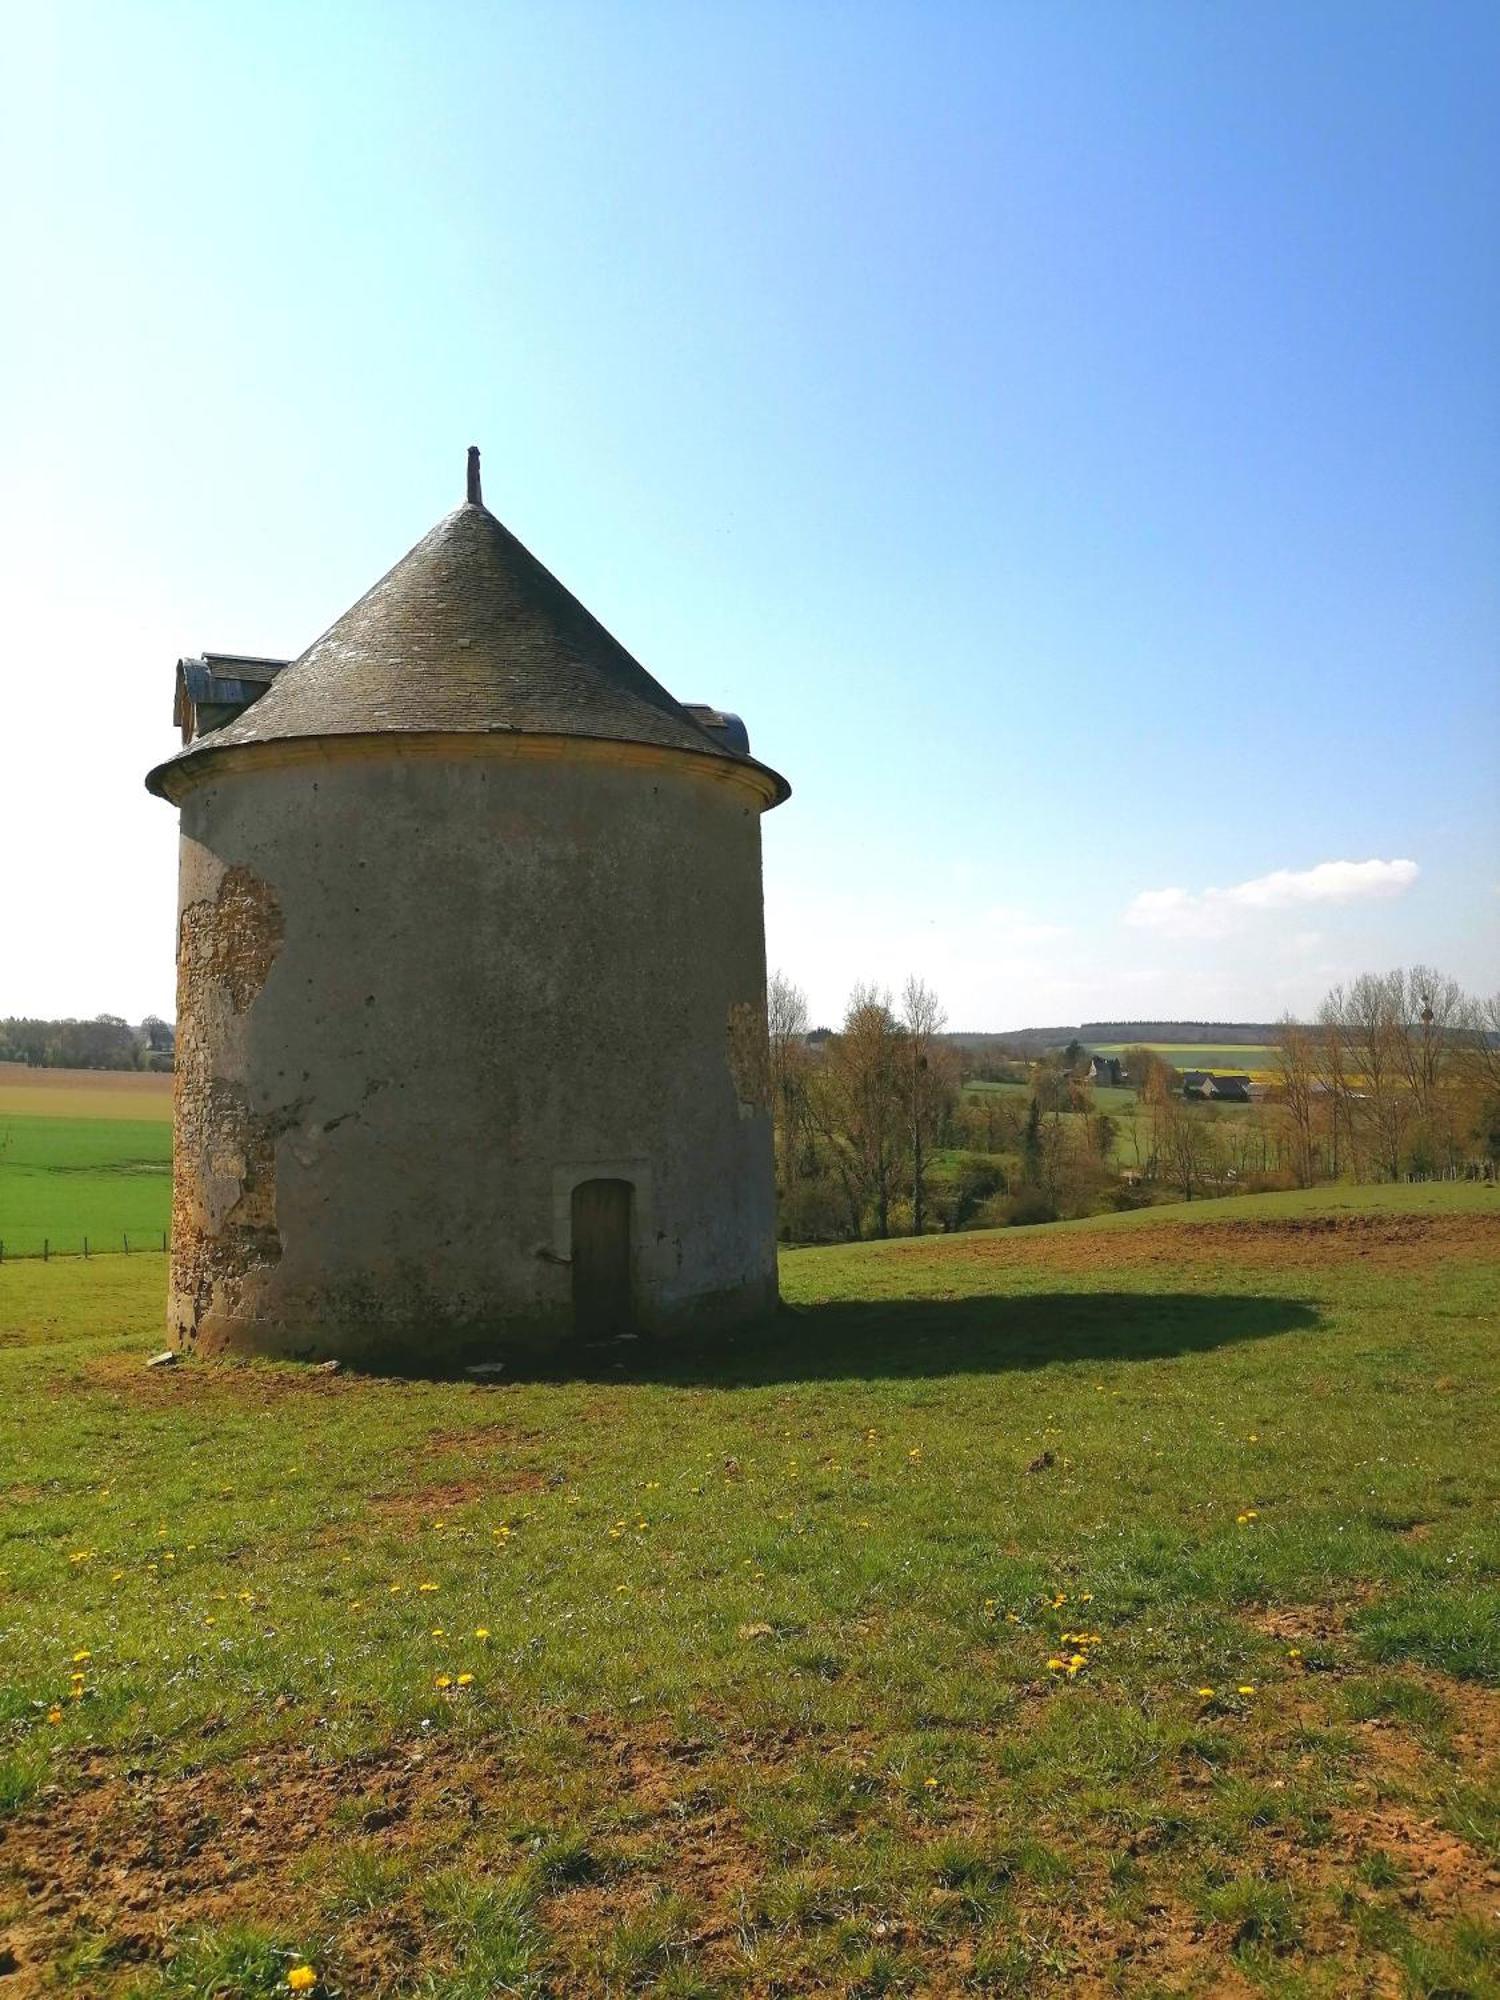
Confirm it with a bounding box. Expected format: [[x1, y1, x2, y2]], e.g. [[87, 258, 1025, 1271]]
[[0, 1231, 170, 1264]]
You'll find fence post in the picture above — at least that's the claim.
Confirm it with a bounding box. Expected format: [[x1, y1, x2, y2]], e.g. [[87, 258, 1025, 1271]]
[[43, 1238, 49, 1263], [83, 1236, 89, 1260], [124, 1233, 130, 1255], [161, 1230, 168, 1253]]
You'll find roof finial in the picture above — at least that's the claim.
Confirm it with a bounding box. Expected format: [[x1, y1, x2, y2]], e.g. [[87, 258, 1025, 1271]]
[[466, 445, 482, 506]]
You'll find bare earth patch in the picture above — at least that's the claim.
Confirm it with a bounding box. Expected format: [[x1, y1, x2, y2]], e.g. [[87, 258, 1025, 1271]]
[[901, 1209, 1500, 1275]]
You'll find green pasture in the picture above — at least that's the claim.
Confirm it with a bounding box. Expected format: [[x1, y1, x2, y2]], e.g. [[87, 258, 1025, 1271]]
[[1, 1183, 1496, 1995], [0, 1113, 172, 1258], [961, 1078, 1255, 1174]]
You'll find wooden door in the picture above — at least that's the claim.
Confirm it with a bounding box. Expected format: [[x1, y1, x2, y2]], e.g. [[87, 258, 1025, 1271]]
[[571, 1178, 634, 1339]]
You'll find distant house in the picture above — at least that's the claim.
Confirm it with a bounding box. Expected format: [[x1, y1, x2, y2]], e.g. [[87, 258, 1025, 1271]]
[[1181, 1070, 1211, 1097], [1086, 1055, 1125, 1086], [1206, 1074, 1252, 1102]]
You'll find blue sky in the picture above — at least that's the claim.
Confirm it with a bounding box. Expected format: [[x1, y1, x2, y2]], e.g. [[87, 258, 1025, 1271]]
[[2, 1, 1495, 1028]]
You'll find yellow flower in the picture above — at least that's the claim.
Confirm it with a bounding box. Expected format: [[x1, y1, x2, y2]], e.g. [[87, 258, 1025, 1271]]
[[475, 1627, 490, 1640], [47, 1706, 62, 1725], [1046, 1657, 1066, 1672], [434, 1674, 452, 1690], [923, 1776, 938, 1788], [1235, 1510, 1259, 1524], [72, 1650, 91, 1664], [418, 1581, 438, 1593], [287, 1969, 318, 1994], [1197, 1687, 1215, 1699], [430, 1628, 446, 1638], [1238, 1685, 1256, 1696], [456, 1672, 474, 1687], [1287, 1647, 1303, 1661]]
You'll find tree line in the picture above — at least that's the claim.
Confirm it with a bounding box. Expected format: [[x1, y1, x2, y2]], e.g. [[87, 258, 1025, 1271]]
[[1273, 968, 1499, 1186], [0, 1016, 175, 1072]]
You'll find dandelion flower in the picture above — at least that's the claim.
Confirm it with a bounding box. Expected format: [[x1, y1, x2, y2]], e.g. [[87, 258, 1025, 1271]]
[[287, 1969, 317, 1994], [1287, 1647, 1303, 1661], [434, 1674, 452, 1690], [1197, 1687, 1215, 1700], [418, 1581, 438, 1593], [1238, 1685, 1256, 1696], [456, 1672, 474, 1687], [72, 1650, 91, 1664], [47, 1706, 62, 1725], [1046, 1657, 1066, 1672], [475, 1627, 490, 1640], [923, 1776, 938, 1789]]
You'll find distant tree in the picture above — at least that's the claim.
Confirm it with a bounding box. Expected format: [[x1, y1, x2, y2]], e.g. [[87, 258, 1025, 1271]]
[[1275, 1016, 1319, 1187], [1160, 1097, 1221, 1200], [767, 971, 811, 1192], [1022, 1095, 1043, 1184], [901, 975, 948, 1236], [810, 984, 907, 1239]]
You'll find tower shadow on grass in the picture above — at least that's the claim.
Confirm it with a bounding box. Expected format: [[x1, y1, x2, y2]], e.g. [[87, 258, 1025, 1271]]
[[486, 1290, 1321, 1390]]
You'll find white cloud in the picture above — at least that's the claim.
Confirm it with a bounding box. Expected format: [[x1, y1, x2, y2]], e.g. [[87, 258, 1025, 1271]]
[[1124, 859, 1419, 940]]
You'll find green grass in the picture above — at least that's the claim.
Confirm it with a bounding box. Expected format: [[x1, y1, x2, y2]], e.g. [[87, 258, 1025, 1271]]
[[1, 1183, 1496, 1995], [0, 1112, 172, 1256]]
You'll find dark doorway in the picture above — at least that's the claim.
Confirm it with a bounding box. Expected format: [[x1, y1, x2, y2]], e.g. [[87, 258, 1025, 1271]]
[[571, 1178, 634, 1338]]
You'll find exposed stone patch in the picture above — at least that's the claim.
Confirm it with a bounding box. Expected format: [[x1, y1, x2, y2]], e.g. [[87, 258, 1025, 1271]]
[[171, 863, 288, 1347], [188, 863, 286, 1012]]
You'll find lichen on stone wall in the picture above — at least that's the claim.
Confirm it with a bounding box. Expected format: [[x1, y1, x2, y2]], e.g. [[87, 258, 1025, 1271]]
[[725, 999, 771, 1116], [171, 863, 287, 1345]]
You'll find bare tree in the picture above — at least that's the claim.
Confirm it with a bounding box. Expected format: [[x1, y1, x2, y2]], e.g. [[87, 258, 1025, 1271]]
[[767, 970, 811, 1191], [1343, 972, 1409, 1179], [901, 975, 947, 1236], [1275, 1016, 1319, 1187], [810, 984, 907, 1239]]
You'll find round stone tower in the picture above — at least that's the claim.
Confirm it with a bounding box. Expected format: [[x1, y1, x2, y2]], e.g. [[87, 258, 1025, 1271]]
[[147, 451, 788, 1366]]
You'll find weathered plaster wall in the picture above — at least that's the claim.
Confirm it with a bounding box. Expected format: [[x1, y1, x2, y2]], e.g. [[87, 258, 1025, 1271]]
[[168, 739, 777, 1364]]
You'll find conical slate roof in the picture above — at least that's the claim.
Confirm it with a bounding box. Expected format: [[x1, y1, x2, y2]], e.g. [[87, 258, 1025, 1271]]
[[148, 465, 787, 802]]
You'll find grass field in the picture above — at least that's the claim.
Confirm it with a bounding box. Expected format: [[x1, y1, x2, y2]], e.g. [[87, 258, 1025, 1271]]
[[0, 1067, 174, 1123], [1089, 1044, 1278, 1078], [1, 1183, 1496, 1995], [0, 1070, 173, 1258]]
